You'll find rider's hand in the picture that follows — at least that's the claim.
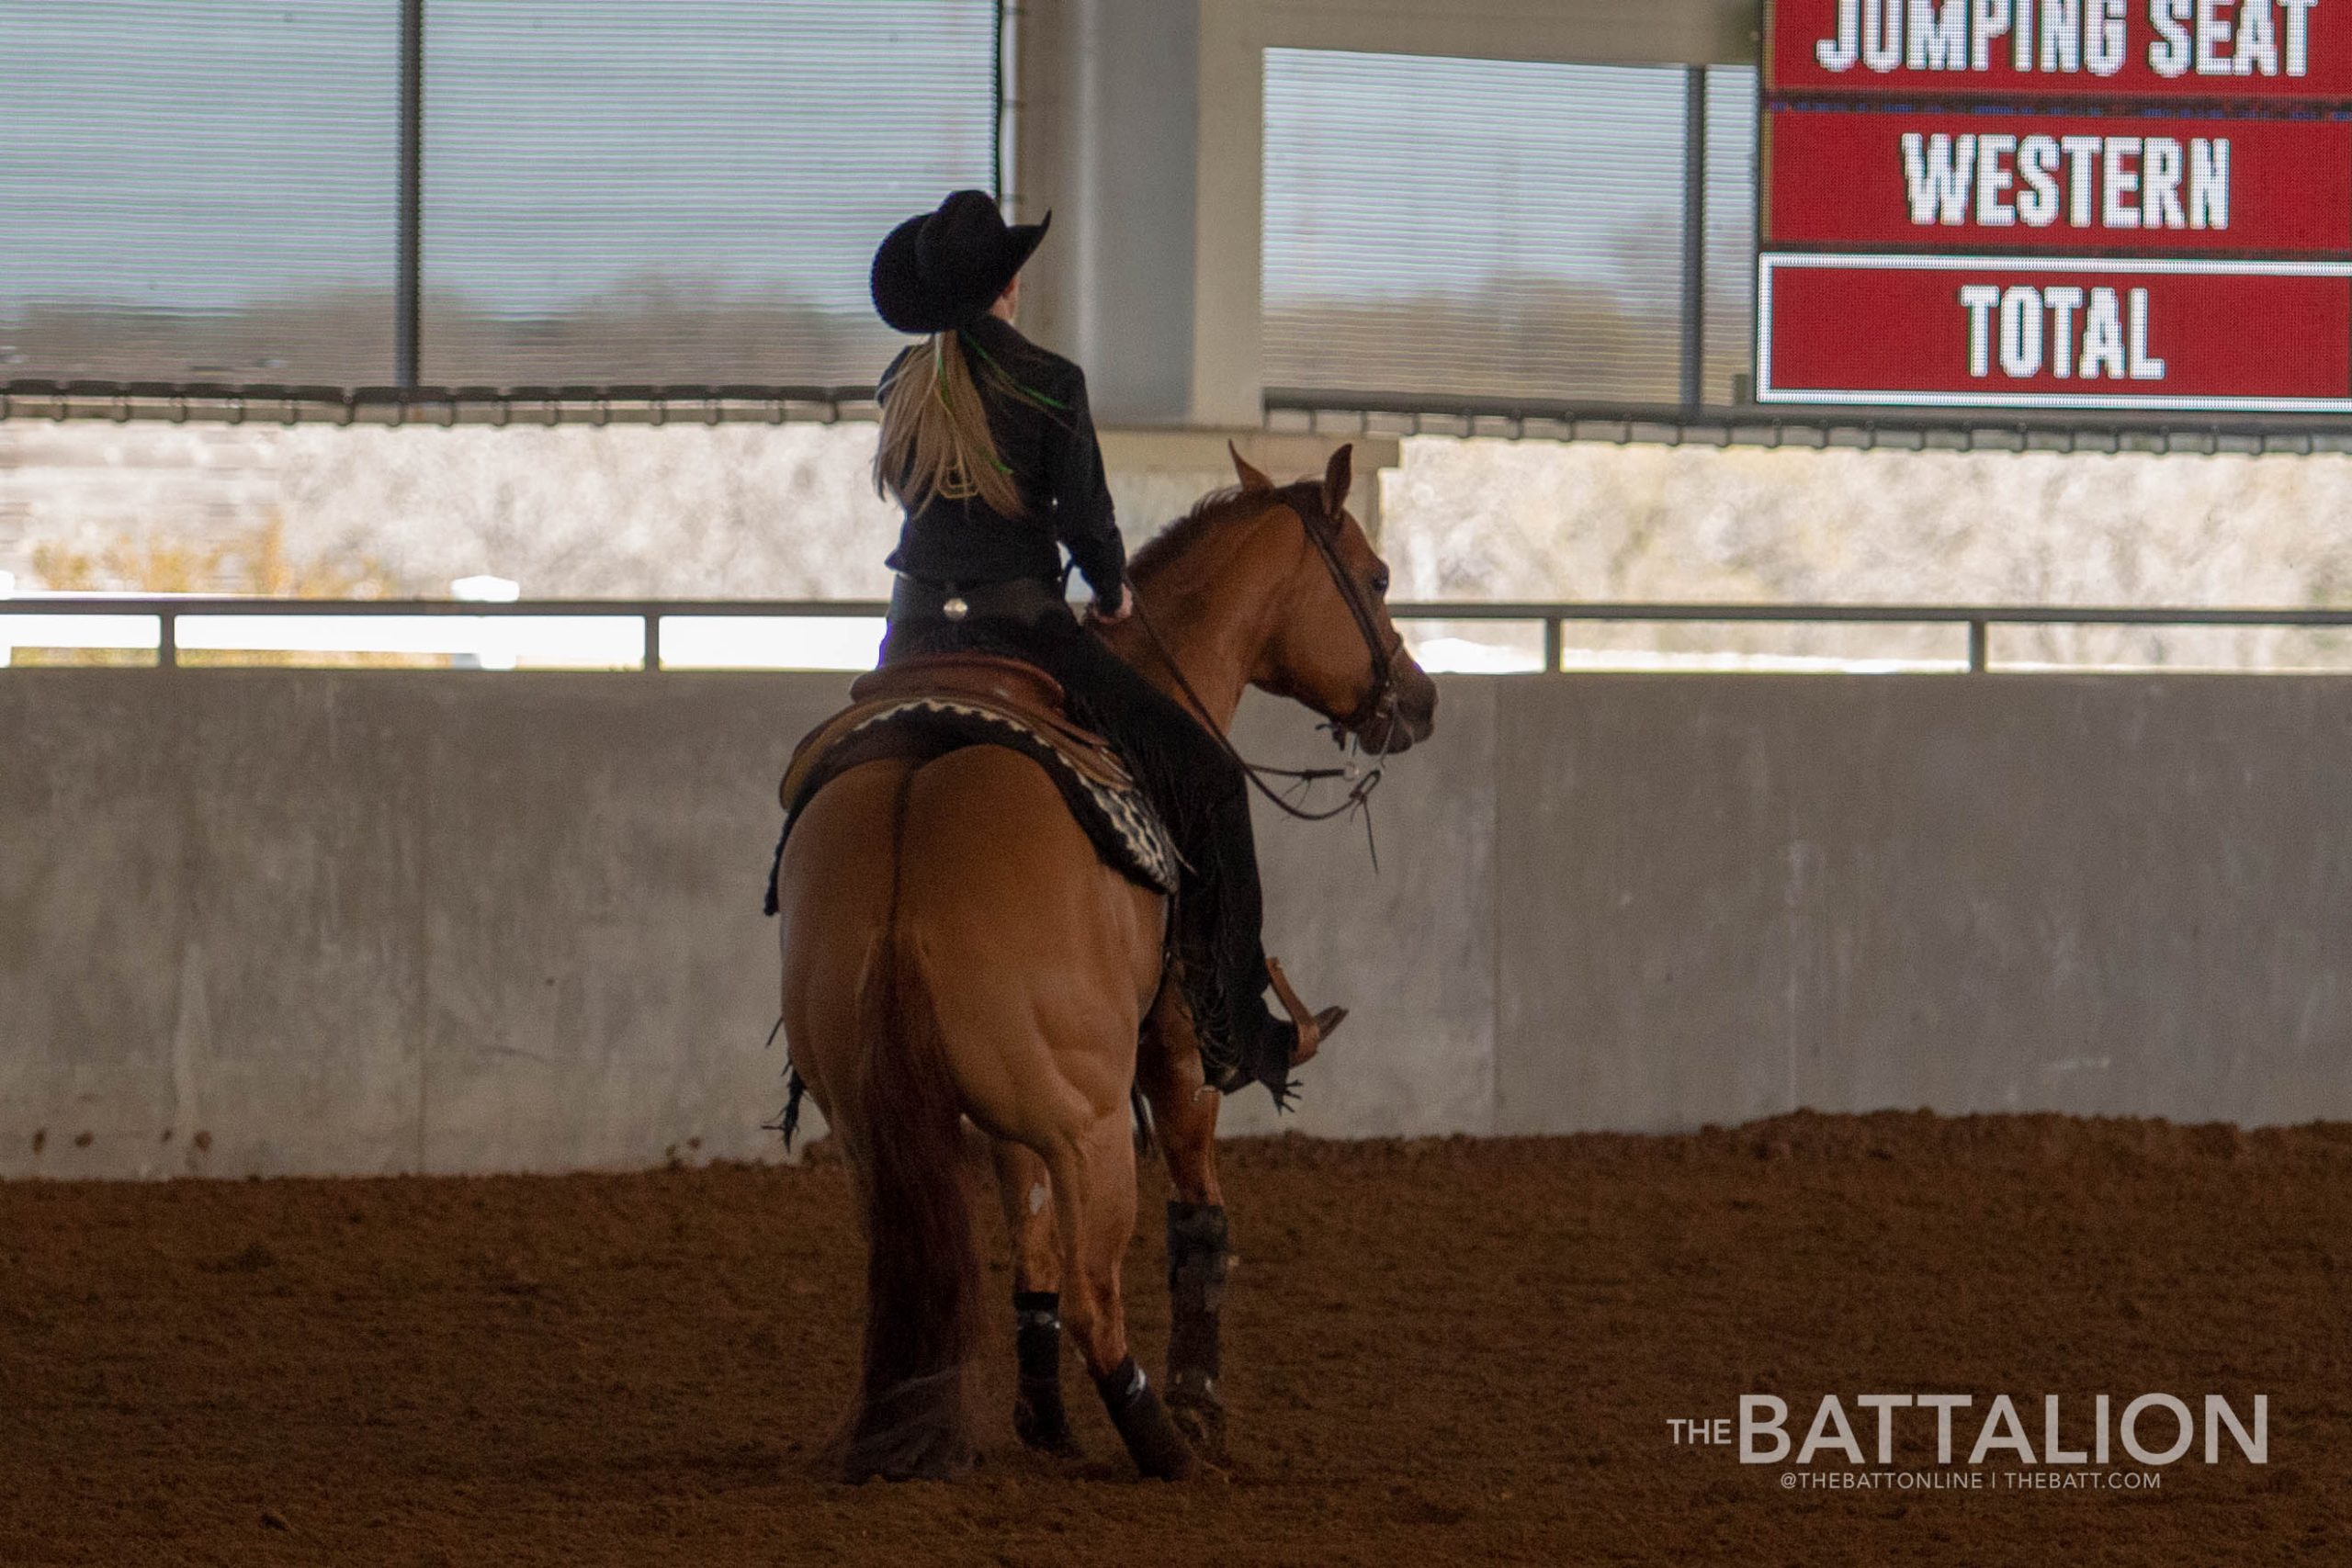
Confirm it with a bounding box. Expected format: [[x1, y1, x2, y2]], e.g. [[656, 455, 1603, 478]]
[[1091, 585, 1134, 624]]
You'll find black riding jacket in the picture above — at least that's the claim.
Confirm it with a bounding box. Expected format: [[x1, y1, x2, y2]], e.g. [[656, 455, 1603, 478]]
[[879, 313, 1125, 603]]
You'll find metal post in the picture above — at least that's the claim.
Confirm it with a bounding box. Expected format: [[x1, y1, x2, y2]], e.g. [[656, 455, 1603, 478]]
[[394, 0, 424, 389], [993, 2, 1024, 219], [992, 1, 1009, 205], [1544, 616, 1564, 674], [643, 614, 662, 673], [157, 610, 177, 670], [1679, 65, 1707, 413], [1968, 618, 1988, 672]]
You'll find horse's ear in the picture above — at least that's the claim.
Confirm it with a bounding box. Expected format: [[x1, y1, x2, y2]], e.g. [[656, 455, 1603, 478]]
[[1321, 442, 1353, 519], [1228, 441, 1274, 493]]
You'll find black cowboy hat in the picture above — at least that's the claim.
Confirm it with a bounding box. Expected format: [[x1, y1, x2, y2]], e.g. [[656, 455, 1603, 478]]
[[870, 189, 1050, 335]]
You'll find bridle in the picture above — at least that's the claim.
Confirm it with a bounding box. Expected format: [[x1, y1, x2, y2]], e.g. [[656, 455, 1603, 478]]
[[1127, 485, 1405, 842], [1294, 485, 1406, 738]]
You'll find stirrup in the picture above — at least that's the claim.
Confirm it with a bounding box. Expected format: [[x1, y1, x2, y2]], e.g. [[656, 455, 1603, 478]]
[[1265, 958, 1345, 1065]]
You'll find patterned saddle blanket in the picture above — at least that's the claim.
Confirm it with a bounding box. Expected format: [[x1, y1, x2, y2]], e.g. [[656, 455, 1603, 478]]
[[763, 655, 1182, 912]]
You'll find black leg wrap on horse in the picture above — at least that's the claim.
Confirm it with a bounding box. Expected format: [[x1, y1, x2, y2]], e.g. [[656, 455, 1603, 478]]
[[1165, 1201, 1229, 1395], [1094, 1357, 1196, 1481], [1012, 1291, 1078, 1455], [1014, 1292, 1063, 1382]]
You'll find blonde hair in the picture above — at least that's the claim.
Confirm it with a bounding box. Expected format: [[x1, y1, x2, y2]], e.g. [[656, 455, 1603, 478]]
[[874, 330, 1026, 518]]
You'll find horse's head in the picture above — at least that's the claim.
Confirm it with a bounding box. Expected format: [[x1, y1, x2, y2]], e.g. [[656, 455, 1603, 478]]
[[1230, 443, 1439, 756]]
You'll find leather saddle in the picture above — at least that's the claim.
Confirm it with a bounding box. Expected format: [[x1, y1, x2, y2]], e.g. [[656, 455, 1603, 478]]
[[778, 653, 1139, 813]]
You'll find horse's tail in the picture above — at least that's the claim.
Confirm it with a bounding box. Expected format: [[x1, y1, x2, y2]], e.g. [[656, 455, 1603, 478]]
[[840, 916, 981, 1482]]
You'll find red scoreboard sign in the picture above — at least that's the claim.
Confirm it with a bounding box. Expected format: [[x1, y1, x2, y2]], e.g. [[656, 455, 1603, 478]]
[[1758, 0, 2352, 412], [1761, 255, 2352, 408], [1768, 108, 2352, 254], [1770, 0, 2352, 100]]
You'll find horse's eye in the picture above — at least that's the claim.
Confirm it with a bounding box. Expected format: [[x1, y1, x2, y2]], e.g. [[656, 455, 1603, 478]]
[[1370, 566, 1391, 596]]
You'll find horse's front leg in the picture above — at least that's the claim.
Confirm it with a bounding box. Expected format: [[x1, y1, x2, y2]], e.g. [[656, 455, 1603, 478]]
[[989, 1137, 1080, 1455], [1137, 987, 1230, 1457]]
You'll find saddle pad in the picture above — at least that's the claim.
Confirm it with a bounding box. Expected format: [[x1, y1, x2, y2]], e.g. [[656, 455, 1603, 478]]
[[764, 696, 1182, 914]]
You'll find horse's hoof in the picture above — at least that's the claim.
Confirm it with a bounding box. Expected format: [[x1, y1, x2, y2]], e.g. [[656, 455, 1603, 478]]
[[842, 1438, 978, 1484], [1013, 1390, 1082, 1458], [1166, 1367, 1227, 1458], [1167, 1393, 1227, 1461]]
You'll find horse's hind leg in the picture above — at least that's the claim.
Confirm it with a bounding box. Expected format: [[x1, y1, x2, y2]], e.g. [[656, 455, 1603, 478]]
[[1043, 1110, 1195, 1481], [1138, 988, 1231, 1457], [990, 1138, 1078, 1455]]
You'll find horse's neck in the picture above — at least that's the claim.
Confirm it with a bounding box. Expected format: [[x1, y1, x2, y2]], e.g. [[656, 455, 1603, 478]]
[[1105, 540, 1276, 737]]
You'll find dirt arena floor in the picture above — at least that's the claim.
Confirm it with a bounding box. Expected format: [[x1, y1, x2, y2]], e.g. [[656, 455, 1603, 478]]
[[3, 1111, 2346, 1567]]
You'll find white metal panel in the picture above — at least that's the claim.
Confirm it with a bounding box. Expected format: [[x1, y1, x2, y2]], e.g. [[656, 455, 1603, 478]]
[[1259, 0, 1759, 68]]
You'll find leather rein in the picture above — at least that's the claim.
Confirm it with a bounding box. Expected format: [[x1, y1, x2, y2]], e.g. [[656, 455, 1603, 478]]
[[1124, 487, 1402, 831]]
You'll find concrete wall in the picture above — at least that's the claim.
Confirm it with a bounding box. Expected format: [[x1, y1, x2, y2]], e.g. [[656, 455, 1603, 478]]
[[1, 672, 851, 1180], [6, 669, 2348, 1180], [1488, 677, 2352, 1134]]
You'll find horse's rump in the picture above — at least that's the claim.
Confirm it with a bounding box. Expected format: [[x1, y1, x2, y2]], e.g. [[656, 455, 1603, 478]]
[[779, 746, 1167, 1103], [767, 680, 1181, 911]]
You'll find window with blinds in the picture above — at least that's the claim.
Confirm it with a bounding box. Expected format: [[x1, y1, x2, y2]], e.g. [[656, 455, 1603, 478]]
[[420, 1, 995, 389], [1263, 50, 1759, 412], [0, 1, 996, 393], [0, 2, 399, 387]]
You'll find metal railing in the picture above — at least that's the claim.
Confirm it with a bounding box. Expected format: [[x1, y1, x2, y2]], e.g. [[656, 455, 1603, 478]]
[[1262, 389, 2352, 456], [0, 381, 880, 428], [20, 378, 2352, 455], [8, 595, 2352, 673], [1392, 601, 2352, 675]]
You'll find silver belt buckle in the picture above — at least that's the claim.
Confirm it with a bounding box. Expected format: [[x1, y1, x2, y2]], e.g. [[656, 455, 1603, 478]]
[[942, 593, 969, 621]]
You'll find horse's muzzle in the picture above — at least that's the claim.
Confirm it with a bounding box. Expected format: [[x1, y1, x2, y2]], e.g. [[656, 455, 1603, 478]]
[[1355, 665, 1439, 754]]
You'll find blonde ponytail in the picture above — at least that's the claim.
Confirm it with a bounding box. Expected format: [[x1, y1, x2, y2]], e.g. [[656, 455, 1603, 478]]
[[874, 330, 1026, 519]]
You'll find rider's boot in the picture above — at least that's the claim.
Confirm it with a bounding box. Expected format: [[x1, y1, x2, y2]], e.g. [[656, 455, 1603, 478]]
[[1263, 954, 1345, 1069], [1198, 959, 1346, 1103]]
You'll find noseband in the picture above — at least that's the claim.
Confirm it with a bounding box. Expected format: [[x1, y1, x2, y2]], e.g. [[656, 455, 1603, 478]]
[[1129, 487, 1400, 829]]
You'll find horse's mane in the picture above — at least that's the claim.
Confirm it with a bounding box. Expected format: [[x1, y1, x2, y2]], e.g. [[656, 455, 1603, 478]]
[[1127, 478, 1323, 585]]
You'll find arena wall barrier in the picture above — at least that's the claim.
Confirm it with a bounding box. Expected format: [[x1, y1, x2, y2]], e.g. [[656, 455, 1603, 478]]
[[6, 670, 2348, 1179]]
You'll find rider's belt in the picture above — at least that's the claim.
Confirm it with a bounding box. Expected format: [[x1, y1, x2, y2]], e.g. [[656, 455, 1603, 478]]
[[889, 572, 1071, 629]]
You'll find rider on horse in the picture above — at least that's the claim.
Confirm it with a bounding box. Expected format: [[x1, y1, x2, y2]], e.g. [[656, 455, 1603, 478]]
[[867, 189, 1340, 1102]]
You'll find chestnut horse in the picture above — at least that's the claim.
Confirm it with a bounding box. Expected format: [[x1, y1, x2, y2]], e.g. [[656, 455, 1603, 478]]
[[774, 443, 1438, 1481]]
